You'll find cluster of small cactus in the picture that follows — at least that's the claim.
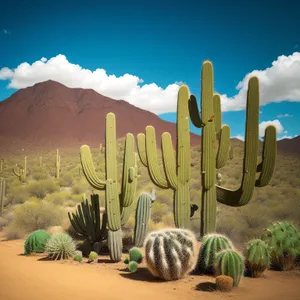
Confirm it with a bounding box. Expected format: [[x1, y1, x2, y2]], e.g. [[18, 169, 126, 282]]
[[260, 221, 300, 271], [24, 229, 51, 255], [144, 228, 197, 281], [124, 247, 143, 273], [45, 232, 77, 260]]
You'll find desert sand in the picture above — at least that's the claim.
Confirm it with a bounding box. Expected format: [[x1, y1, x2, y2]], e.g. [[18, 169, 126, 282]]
[[0, 237, 300, 300]]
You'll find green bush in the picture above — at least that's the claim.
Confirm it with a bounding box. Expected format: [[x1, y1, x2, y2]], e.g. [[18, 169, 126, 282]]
[[27, 180, 59, 199]]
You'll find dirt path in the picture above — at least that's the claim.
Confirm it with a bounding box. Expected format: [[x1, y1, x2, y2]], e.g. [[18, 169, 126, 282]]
[[0, 238, 300, 300]]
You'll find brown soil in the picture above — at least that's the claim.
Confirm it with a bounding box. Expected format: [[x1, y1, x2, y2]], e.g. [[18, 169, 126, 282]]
[[0, 237, 299, 300]]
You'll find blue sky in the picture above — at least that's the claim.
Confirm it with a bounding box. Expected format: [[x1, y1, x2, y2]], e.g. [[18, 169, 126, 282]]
[[0, 0, 299, 140]]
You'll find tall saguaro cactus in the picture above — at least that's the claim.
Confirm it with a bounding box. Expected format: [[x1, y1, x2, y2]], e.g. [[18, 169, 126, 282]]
[[55, 149, 61, 180], [0, 177, 6, 215], [80, 112, 139, 261], [189, 61, 277, 235], [13, 156, 27, 182], [137, 86, 192, 228]]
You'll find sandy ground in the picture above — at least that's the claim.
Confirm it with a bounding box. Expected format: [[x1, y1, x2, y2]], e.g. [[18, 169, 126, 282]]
[[1, 237, 300, 300]]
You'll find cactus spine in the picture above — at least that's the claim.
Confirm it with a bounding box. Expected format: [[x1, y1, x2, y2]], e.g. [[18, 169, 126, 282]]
[[188, 61, 277, 235], [80, 112, 138, 262], [144, 228, 197, 281], [0, 177, 6, 215], [214, 249, 245, 287], [55, 149, 60, 180], [133, 189, 156, 247], [13, 156, 27, 182], [137, 86, 192, 228]]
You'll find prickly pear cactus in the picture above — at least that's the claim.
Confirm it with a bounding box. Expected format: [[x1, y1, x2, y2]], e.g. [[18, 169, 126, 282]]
[[144, 228, 197, 281], [245, 238, 270, 277], [214, 249, 245, 287], [260, 221, 300, 271], [195, 233, 234, 274]]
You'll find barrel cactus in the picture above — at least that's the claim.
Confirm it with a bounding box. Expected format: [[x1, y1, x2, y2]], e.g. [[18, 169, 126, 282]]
[[195, 233, 234, 274], [260, 221, 300, 271], [45, 233, 77, 260], [24, 229, 51, 255], [128, 247, 143, 264], [215, 275, 233, 292], [214, 249, 245, 287], [245, 238, 271, 277], [144, 228, 197, 281]]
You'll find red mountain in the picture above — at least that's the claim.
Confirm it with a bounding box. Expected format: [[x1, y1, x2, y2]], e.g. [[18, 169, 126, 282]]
[[0, 80, 201, 154]]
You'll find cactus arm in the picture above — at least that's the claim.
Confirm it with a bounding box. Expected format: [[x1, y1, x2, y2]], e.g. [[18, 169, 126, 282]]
[[216, 125, 230, 169], [188, 94, 207, 127], [255, 125, 277, 187], [216, 77, 260, 207], [137, 133, 148, 167], [213, 94, 222, 138], [80, 145, 106, 189], [144, 126, 169, 188], [161, 132, 178, 189]]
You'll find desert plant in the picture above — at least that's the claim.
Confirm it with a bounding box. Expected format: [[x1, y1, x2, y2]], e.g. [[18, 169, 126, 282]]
[[27, 179, 59, 199], [13, 156, 28, 182], [133, 189, 155, 247], [0, 177, 6, 214], [245, 238, 271, 277], [195, 233, 234, 274], [24, 229, 51, 255], [214, 249, 245, 287], [144, 228, 197, 281], [260, 221, 300, 271], [88, 251, 98, 262], [74, 254, 83, 262], [45, 233, 77, 260], [128, 261, 139, 273], [128, 247, 143, 264], [215, 275, 233, 292], [55, 149, 61, 180]]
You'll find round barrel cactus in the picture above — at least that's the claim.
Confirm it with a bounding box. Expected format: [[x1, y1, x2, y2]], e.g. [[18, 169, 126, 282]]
[[214, 249, 245, 287], [260, 221, 300, 271], [129, 247, 143, 264], [45, 233, 76, 260], [144, 228, 197, 281], [24, 229, 51, 255], [195, 233, 234, 274], [245, 238, 270, 277]]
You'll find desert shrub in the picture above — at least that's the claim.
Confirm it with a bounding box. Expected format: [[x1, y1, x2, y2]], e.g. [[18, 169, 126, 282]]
[[59, 172, 73, 187], [3, 199, 65, 239], [31, 166, 49, 180], [27, 179, 59, 199], [71, 180, 90, 195], [151, 202, 169, 223], [45, 191, 71, 206], [6, 185, 29, 204]]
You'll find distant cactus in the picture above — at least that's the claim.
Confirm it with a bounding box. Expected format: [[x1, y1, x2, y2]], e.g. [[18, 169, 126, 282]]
[[260, 221, 300, 271], [128, 247, 143, 264], [55, 149, 61, 180], [144, 228, 197, 281], [0, 177, 6, 215], [24, 229, 51, 255], [245, 239, 270, 277], [215, 275, 233, 292], [0, 158, 3, 173], [133, 189, 155, 247], [13, 156, 28, 182], [195, 233, 234, 274], [45, 233, 76, 260], [214, 249, 245, 287]]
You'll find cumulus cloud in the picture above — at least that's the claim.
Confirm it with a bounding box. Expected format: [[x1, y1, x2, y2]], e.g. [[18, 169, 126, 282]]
[[219, 52, 300, 111], [0, 52, 300, 114], [276, 113, 293, 118], [259, 119, 284, 137], [0, 55, 180, 114]]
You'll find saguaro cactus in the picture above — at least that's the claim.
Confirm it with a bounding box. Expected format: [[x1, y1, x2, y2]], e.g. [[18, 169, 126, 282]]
[[55, 149, 61, 180], [188, 61, 277, 235], [80, 112, 139, 261], [0, 158, 3, 173], [0, 177, 6, 215], [13, 156, 28, 182], [137, 86, 192, 228]]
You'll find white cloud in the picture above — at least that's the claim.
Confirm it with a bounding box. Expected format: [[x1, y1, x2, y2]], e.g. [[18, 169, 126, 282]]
[[0, 55, 180, 114], [259, 119, 284, 137], [1, 52, 300, 114], [219, 52, 300, 111], [278, 135, 293, 140], [232, 134, 244, 141], [276, 113, 293, 118]]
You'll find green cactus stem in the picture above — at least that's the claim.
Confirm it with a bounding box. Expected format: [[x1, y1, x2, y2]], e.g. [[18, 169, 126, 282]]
[[13, 156, 27, 182], [188, 61, 277, 235], [0, 177, 6, 215], [0, 158, 3, 173], [137, 85, 192, 228]]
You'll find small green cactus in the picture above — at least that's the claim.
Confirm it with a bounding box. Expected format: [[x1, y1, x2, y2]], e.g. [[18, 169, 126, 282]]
[[245, 238, 271, 277], [128, 261, 139, 273], [260, 221, 300, 271], [88, 251, 98, 262], [128, 247, 143, 264], [24, 229, 51, 255], [74, 254, 83, 262], [195, 233, 234, 274], [214, 249, 245, 287]]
